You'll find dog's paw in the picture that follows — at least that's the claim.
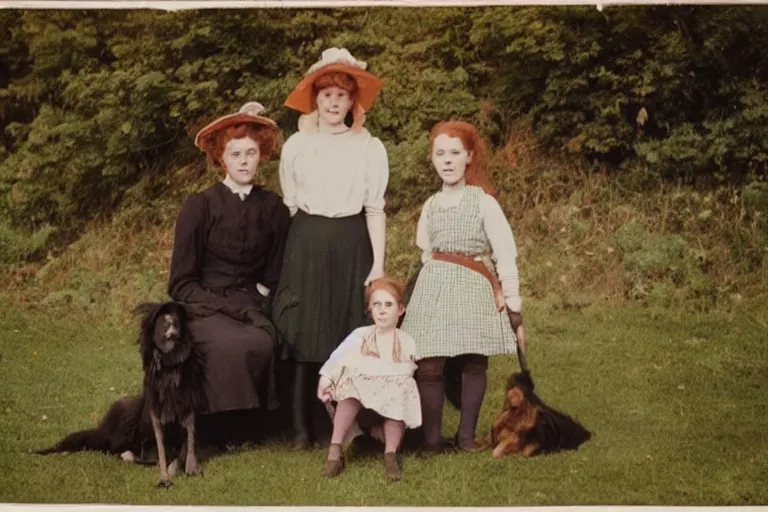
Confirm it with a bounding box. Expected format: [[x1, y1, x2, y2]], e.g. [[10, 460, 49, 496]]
[[521, 442, 540, 457], [155, 479, 173, 489], [491, 444, 511, 459]]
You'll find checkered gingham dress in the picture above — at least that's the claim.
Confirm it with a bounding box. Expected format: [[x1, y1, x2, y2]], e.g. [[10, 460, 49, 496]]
[[401, 185, 518, 360]]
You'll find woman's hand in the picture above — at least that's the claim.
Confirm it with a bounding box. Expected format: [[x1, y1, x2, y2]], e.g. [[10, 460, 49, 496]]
[[317, 376, 333, 403], [364, 264, 385, 286]]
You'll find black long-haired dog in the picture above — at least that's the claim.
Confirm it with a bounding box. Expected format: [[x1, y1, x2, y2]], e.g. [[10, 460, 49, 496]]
[[136, 301, 206, 487], [34, 393, 155, 460], [36, 301, 206, 487]]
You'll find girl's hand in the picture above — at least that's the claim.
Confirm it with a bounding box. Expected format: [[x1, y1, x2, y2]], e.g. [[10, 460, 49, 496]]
[[506, 309, 525, 352], [317, 376, 333, 403], [364, 264, 385, 286]]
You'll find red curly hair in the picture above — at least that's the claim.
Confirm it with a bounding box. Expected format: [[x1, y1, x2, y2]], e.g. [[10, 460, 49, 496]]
[[429, 120, 497, 197], [203, 123, 279, 173]]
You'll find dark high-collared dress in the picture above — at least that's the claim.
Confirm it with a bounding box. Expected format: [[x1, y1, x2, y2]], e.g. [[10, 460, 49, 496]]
[[168, 182, 291, 414]]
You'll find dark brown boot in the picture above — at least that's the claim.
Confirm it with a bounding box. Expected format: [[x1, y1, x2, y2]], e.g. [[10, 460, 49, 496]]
[[321, 456, 345, 478], [384, 452, 401, 481], [321, 443, 345, 478]]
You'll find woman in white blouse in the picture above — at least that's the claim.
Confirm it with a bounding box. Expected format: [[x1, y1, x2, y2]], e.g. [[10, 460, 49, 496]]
[[271, 48, 390, 449]]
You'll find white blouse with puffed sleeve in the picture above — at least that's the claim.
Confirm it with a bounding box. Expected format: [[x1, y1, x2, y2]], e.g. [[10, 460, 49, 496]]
[[278, 128, 389, 219]]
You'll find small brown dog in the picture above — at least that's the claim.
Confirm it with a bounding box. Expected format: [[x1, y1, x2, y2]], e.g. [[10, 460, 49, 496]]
[[485, 371, 591, 458]]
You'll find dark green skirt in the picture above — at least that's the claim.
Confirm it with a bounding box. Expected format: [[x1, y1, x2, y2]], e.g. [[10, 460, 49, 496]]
[[272, 210, 373, 363]]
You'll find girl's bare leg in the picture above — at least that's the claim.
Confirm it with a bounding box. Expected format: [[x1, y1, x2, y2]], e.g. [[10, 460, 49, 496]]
[[383, 419, 405, 481], [328, 398, 362, 460], [383, 419, 405, 454]]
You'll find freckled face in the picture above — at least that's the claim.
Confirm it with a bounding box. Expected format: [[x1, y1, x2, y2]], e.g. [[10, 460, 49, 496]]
[[316, 86, 354, 127], [431, 134, 473, 189], [369, 289, 404, 329], [222, 137, 260, 185]]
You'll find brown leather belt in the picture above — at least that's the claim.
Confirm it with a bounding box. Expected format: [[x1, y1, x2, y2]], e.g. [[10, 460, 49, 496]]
[[432, 252, 506, 312]]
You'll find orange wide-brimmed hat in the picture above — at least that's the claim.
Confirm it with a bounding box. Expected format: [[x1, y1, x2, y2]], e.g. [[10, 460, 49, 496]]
[[284, 48, 384, 115], [194, 101, 280, 153]]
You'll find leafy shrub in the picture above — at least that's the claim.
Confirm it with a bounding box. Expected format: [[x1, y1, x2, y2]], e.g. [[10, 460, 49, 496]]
[[610, 221, 716, 310], [0, 220, 55, 265]]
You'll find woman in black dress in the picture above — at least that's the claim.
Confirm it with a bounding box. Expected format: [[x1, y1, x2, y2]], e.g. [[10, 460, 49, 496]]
[[167, 102, 291, 440]]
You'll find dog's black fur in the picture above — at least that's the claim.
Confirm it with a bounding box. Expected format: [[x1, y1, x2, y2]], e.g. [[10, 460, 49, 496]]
[[504, 370, 592, 454], [36, 301, 207, 487], [135, 301, 206, 487], [34, 394, 158, 460]]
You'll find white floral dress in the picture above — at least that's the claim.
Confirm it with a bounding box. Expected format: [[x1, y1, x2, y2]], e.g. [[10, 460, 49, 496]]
[[319, 326, 422, 429]]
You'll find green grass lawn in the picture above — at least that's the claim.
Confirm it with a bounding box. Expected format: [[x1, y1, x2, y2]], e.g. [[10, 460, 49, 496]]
[[1, 297, 766, 506]]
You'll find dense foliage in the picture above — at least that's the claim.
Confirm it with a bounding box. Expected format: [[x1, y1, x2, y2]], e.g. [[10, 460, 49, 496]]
[[1, 6, 767, 261]]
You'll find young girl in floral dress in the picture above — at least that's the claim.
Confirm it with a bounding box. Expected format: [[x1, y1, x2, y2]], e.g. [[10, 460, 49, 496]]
[[401, 120, 526, 454], [316, 276, 421, 481]]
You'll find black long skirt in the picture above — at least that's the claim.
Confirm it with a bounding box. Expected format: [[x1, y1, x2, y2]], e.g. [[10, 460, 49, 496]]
[[272, 210, 373, 363]]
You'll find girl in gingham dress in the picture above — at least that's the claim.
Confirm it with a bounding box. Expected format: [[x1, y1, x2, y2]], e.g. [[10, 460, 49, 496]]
[[401, 120, 526, 453]]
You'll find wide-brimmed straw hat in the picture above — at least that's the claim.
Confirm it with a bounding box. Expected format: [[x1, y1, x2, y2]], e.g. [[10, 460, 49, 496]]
[[284, 48, 384, 115], [194, 101, 280, 153]]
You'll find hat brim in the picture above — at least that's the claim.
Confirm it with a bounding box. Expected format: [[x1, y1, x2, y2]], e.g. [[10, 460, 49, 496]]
[[284, 63, 384, 115], [194, 113, 279, 151]]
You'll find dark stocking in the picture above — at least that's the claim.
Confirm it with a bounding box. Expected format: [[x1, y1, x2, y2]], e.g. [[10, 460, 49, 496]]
[[416, 356, 447, 449], [457, 354, 489, 448]]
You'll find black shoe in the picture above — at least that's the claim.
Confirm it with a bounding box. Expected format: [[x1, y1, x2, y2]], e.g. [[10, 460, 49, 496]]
[[292, 432, 311, 450], [418, 437, 456, 458], [454, 433, 486, 453]]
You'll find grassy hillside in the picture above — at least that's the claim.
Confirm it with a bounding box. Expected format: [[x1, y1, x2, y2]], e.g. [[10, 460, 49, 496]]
[[0, 127, 766, 505], [4, 125, 766, 322]]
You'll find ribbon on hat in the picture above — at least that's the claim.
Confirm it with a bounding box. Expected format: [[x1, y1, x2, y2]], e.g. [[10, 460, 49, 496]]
[[306, 48, 368, 75], [238, 101, 267, 117]]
